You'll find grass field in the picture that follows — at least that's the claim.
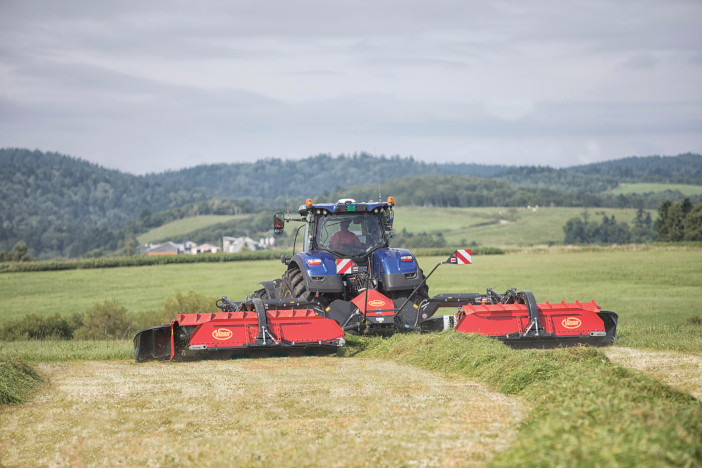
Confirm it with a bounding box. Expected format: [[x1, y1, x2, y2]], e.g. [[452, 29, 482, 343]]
[[2, 246, 699, 352], [137, 214, 246, 244], [610, 183, 702, 196], [392, 206, 654, 247], [2, 247, 701, 467]]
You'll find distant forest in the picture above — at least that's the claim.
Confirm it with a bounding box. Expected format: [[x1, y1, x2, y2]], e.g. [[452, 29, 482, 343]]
[[1, 148, 701, 259]]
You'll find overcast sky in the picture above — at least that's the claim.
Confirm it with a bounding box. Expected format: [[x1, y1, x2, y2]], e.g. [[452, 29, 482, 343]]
[[1, 0, 701, 174]]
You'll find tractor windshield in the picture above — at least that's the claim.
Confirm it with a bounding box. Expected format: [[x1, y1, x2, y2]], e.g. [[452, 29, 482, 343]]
[[315, 213, 385, 256]]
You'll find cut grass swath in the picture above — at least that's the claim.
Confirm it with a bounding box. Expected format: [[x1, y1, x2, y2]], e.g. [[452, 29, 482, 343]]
[[0, 356, 44, 405], [347, 333, 702, 468]]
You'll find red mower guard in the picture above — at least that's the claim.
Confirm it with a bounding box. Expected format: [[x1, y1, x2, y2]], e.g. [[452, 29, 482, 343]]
[[134, 298, 345, 361], [415, 251, 618, 346], [454, 295, 618, 347]]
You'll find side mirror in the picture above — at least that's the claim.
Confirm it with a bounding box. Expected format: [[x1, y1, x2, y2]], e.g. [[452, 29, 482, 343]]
[[383, 208, 394, 231], [273, 213, 285, 235]]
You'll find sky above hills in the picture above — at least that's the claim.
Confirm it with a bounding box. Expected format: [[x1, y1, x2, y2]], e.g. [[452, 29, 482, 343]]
[[1, 0, 701, 174]]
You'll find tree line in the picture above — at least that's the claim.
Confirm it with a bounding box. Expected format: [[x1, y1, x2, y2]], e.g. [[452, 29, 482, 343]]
[[563, 198, 702, 244], [657, 198, 702, 241]]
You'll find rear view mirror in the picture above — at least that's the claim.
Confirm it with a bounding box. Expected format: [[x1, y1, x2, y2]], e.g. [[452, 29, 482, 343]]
[[273, 213, 285, 235], [383, 209, 394, 231]]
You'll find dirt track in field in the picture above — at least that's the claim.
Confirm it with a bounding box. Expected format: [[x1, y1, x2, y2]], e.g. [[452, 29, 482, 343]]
[[0, 358, 524, 467], [604, 347, 702, 399]]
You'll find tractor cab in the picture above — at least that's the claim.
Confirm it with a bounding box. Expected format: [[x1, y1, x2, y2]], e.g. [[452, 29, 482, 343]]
[[267, 197, 425, 312], [275, 198, 395, 260]]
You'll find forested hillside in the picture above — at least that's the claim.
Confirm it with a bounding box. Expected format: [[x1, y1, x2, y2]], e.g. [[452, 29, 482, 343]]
[[496, 153, 702, 192], [1, 148, 700, 259]]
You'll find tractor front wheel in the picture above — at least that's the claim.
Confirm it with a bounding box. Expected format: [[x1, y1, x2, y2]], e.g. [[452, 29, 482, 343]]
[[279, 268, 316, 303]]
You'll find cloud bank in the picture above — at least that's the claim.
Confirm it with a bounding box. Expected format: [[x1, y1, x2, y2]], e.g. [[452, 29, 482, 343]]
[[1, 0, 701, 173]]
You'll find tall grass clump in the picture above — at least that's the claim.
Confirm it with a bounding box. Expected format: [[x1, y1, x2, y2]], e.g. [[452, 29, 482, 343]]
[[0, 356, 43, 405], [346, 333, 702, 467]]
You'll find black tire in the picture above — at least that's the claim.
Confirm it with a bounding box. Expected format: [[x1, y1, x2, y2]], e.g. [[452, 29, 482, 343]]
[[249, 288, 270, 300], [279, 268, 315, 302]]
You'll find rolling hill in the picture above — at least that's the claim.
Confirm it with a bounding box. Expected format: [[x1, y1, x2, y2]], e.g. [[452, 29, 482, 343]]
[[1, 148, 700, 258]]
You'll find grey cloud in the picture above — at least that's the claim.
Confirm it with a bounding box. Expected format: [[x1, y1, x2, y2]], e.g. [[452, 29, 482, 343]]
[[1, 0, 701, 173]]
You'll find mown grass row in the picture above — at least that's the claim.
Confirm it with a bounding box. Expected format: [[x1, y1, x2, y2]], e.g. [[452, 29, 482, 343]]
[[0, 356, 44, 406], [344, 333, 702, 468]]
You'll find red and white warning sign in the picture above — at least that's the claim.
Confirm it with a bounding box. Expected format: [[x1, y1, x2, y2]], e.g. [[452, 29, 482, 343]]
[[335, 258, 358, 274], [449, 249, 472, 264]]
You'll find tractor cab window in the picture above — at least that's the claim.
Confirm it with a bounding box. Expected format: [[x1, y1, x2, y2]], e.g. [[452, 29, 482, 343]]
[[316, 213, 384, 256]]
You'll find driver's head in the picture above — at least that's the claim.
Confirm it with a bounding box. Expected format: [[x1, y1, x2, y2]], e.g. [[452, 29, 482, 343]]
[[341, 219, 351, 229]]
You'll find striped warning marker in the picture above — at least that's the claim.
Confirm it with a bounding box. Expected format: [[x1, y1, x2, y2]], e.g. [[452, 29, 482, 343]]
[[448, 249, 472, 265], [456, 249, 472, 264], [336, 258, 358, 274]]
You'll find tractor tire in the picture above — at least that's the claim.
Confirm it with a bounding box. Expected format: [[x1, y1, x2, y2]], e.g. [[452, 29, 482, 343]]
[[279, 268, 315, 302], [249, 288, 270, 300]]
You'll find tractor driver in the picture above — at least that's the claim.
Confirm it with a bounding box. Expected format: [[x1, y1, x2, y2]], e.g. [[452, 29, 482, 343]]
[[330, 219, 362, 250]]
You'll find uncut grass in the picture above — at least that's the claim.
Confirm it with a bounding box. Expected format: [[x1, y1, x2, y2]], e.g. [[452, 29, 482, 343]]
[[0, 260, 281, 326], [350, 333, 702, 468], [0, 357, 523, 467]]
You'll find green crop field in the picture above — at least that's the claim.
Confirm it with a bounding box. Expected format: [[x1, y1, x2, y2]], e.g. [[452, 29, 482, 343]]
[[392, 206, 654, 247], [137, 214, 247, 244], [610, 183, 702, 196]]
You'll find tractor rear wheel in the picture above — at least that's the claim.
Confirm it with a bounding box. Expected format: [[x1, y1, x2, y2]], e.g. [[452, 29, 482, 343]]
[[279, 268, 315, 302]]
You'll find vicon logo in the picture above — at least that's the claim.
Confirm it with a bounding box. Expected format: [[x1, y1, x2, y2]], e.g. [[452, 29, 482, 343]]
[[212, 328, 233, 340], [368, 299, 386, 308], [562, 317, 582, 329]]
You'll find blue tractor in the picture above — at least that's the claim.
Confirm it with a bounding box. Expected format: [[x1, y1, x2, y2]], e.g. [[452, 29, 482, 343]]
[[249, 197, 617, 345], [255, 197, 430, 334]]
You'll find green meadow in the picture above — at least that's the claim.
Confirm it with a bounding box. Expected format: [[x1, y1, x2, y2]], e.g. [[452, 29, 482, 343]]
[[136, 214, 246, 244], [392, 206, 654, 248]]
